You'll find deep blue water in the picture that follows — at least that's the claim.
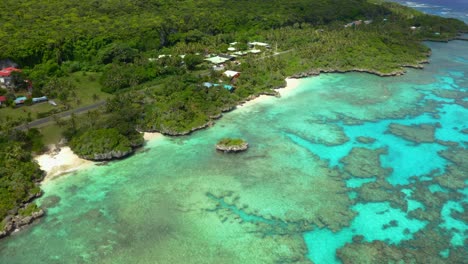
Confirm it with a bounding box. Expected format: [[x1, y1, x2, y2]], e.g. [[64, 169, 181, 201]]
[[390, 0, 468, 22]]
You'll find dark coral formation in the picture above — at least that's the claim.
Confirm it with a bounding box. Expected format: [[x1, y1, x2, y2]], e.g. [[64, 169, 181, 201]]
[[438, 147, 468, 170], [337, 227, 466, 264], [386, 123, 437, 143], [341, 147, 391, 178], [285, 122, 350, 147], [433, 89, 468, 100], [356, 136, 376, 144]]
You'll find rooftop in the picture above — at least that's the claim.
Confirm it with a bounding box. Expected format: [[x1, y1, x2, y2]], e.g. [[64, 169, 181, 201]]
[[224, 70, 240, 78], [249, 42, 270, 47], [0, 67, 21, 77], [205, 56, 231, 65]]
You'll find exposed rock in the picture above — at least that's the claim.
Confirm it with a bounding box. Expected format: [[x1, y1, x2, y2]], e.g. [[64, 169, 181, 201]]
[[209, 113, 223, 120], [289, 67, 407, 79], [216, 142, 249, 153], [1, 207, 45, 239], [221, 106, 236, 112], [81, 149, 133, 161], [156, 121, 214, 136]]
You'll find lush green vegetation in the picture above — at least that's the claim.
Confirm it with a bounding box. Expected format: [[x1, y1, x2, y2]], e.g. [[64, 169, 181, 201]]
[[69, 128, 133, 160], [18, 203, 41, 217], [64, 97, 144, 160], [0, 125, 44, 220], [217, 138, 247, 147], [2, 0, 465, 156]]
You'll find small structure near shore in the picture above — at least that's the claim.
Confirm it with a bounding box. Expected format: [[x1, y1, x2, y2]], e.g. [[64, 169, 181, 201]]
[[216, 138, 248, 153]]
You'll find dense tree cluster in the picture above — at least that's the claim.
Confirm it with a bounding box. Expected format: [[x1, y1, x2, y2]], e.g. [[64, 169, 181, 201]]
[[0, 0, 387, 66], [69, 128, 132, 160], [0, 125, 44, 222]]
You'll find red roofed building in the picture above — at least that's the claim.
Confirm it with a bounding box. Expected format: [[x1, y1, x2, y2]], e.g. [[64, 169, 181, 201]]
[[0, 67, 21, 87], [0, 96, 7, 106]]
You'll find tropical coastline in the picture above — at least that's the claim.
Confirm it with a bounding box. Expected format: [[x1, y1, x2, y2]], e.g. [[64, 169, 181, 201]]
[[34, 147, 93, 183], [0, 0, 467, 262], [34, 78, 300, 180], [0, 39, 462, 238], [1, 37, 467, 264], [36, 131, 165, 182]]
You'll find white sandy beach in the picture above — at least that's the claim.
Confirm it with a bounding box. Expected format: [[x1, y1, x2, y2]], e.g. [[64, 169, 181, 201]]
[[238, 78, 302, 108], [278, 78, 301, 96], [237, 94, 273, 108], [34, 79, 300, 182], [35, 133, 164, 183], [35, 147, 93, 183], [143, 132, 164, 141]]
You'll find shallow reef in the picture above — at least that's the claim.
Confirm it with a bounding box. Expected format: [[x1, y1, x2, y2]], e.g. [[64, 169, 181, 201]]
[[1, 40, 467, 264], [386, 123, 437, 143], [341, 147, 391, 179]]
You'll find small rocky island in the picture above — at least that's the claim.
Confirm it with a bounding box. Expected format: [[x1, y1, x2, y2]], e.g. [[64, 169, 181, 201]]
[[216, 138, 249, 153]]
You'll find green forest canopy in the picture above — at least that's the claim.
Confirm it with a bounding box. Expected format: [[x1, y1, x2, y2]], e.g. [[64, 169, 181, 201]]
[[0, 0, 389, 66]]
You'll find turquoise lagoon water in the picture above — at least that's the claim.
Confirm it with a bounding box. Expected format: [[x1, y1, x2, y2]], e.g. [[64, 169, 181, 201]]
[[1, 40, 467, 263]]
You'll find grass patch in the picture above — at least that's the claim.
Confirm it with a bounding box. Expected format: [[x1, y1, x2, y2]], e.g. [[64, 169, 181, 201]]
[[38, 123, 66, 146], [18, 203, 40, 217], [64, 71, 111, 106], [0, 71, 111, 122], [217, 138, 247, 146]]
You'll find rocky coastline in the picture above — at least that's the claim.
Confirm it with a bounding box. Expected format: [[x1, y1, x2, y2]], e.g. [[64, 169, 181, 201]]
[[290, 62, 429, 79], [0, 45, 439, 240], [143, 91, 282, 137], [0, 207, 45, 239], [79, 149, 134, 161], [0, 176, 45, 239]]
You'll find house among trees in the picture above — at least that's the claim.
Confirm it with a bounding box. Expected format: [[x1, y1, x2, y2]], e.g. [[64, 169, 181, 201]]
[[223, 70, 240, 80], [0, 67, 21, 87], [232, 51, 248, 56], [219, 54, 236, 61], [248, 42, 271, 49], [205, 55, 231, 65], [14, 96, 27, 105], [344, 20, 363, 28], [202, 82, 234, 91], [205, 54, 236, 71]]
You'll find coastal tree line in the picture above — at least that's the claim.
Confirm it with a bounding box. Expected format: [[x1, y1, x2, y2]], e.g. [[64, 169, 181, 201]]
[[0, 0, 467, 233]]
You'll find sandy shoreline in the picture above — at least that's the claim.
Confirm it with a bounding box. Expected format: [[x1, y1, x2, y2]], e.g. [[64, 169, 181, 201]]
[[35, 132, 165, 182], [279, 78, 301, 96], [143, 132, 164, 141], [35, 147, 94, 183], [237, 78, 302, 108], [34, 78, 302, 181]]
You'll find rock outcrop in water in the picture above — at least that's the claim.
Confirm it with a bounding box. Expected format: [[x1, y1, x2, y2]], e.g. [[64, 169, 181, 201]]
[[0, 205, 45, 239], [82, 150, 133, 161], [216, 138, 249, 152]]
